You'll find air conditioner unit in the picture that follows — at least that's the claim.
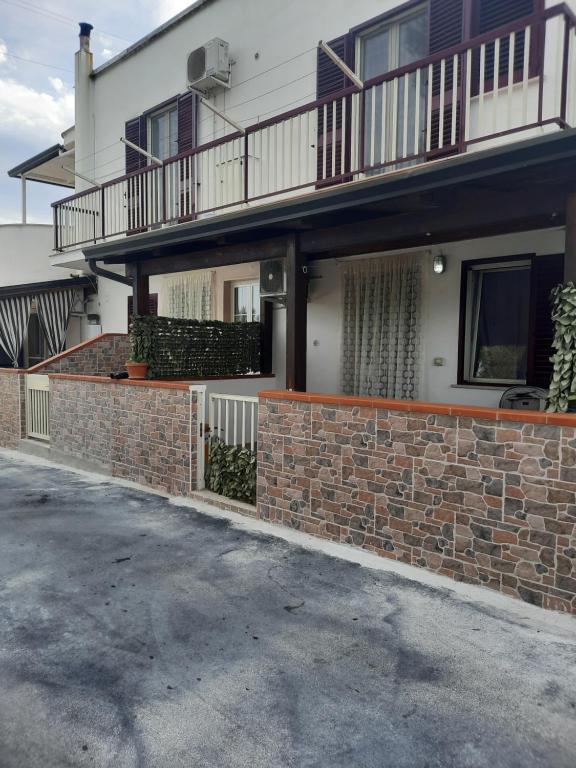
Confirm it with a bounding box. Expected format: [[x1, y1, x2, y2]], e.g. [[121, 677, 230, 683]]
[[187, 38, 230, 91], [260, 258, 286, 300]]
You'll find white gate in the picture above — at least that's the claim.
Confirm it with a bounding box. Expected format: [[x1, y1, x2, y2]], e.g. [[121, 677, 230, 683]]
[[26, 374, 50, 441], [208, 393, 258, 451]]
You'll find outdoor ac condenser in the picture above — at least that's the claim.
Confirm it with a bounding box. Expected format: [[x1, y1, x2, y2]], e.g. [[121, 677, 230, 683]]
[[260, 258, 286, 300], [187, 38, 231, 91]]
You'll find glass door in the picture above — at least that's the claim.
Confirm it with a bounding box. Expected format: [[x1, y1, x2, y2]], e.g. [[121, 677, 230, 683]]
[[359, 5, 428, 171]]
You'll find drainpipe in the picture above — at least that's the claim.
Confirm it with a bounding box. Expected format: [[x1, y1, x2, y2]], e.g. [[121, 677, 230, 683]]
[[75, 22, 95, 192], [87, 258, 132, 287]]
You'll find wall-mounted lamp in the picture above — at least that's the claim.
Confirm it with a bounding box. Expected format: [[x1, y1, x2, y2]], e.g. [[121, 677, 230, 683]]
[[433, 254, 446, 275]]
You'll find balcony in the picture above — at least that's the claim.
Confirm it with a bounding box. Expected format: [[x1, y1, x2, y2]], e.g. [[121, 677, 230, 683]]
[[53, 4, 576, 252]]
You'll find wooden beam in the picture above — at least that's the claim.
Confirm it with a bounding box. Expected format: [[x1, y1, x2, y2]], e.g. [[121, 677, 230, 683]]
[[134, 237, 288, 277], [285, 235, 307, 392], [129, 263, 150, 315], [300, 188, 566, 257], [260, 299, 274, 376], [565, 191, 576, 283]]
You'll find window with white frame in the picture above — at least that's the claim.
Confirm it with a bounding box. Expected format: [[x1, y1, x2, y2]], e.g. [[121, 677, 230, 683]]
[[149, 104, 178, 161], [463, 259, 531, 385], [231, 282, 260, 323]]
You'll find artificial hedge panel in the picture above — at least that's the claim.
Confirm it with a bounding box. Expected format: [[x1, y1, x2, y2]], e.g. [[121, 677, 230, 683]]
[[131, 315, 262, 378], [206, 438, 257, 505]]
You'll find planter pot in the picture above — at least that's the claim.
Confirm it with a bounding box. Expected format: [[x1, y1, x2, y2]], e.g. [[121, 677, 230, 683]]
[[126, 362, 148, 380]]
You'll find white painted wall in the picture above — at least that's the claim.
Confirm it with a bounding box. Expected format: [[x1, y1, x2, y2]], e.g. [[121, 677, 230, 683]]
[[0, 224, 95, 353], [269, 228, 566, 406], [83, 0, 574, 190], [0, 224, 62, 286]]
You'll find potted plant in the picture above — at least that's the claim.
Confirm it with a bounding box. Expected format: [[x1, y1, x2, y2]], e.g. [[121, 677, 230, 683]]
[[125, 355, 149, 380], [126, 322, 151, 379]]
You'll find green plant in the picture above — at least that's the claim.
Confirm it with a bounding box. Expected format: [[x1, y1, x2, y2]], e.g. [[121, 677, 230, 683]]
[[547, 282, 576, 413], [206, 437, 256, 504]]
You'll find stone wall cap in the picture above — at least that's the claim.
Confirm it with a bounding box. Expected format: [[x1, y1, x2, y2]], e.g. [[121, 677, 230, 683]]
[[257, 390, 576, 427], [48, 373, 190, 391]]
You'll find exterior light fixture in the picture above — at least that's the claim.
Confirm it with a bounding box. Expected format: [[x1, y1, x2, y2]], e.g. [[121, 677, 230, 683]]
[[433, 254, 446, 274]]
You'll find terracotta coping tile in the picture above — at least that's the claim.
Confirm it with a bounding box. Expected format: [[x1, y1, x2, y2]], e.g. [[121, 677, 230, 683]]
[[258, 390, 576, 427], [0, 368, 26, 374]]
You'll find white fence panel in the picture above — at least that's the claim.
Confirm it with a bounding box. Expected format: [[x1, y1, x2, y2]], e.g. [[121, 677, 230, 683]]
[[209, 393, 258, 451], [25, 374, 50, 442]]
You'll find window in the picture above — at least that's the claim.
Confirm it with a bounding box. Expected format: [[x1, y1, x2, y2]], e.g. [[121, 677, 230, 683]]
[[357, 5, 428, 169], [149, 105, 178, 161], [462, 259, 531, 385], [232, 282, 260, 323]]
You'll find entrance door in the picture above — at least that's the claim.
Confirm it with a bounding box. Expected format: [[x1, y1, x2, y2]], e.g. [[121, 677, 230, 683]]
[[359, 4, 428, 171]]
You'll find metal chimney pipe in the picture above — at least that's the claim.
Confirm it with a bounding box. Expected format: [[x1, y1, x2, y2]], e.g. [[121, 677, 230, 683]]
[[79, 22, 93, 52]]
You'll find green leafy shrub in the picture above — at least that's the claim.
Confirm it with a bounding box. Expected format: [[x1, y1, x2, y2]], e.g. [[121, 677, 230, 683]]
[[206, 438, 256, 505], [548, 282, 576, 412], [130, 315, 262, 379]]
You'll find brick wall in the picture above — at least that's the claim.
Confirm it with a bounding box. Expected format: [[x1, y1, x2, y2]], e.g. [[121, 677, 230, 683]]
[[258, 392, 576, 614], [0, 370, 25, 448], [49, 376, 197, 496], [30, 334, 130, 376]]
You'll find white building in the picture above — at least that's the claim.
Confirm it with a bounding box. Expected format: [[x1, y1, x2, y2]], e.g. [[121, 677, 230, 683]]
[[48, 0, 576, 405], [0, 133, 98, 367]]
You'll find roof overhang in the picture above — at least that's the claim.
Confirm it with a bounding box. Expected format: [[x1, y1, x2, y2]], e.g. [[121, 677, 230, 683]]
[[0, 277, 92, 300], [84, 129, 576, 267], [8, 144, 75, 188]]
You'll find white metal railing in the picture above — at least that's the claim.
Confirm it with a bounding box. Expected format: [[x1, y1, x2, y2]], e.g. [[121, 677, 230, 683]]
[[208, 393, 258, 452], [53, 5, 576, 250], [25, 374, 50, 441]]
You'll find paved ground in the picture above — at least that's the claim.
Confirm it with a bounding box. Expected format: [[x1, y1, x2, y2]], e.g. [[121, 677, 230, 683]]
[[0, 453, 575, 768]]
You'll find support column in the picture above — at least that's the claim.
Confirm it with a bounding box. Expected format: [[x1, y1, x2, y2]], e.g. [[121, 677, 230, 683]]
[[285, 234, 307, 392], [565, 192, 576, 284], [260, 299, 274, 376], [130, 262, 150, 316]]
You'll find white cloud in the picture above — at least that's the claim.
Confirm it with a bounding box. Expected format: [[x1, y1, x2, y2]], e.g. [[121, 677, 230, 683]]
[[0, 78, 74, 140], [0, 39, 7, 65], [154, 0, 193, 24], [48, 76, 65, 93]]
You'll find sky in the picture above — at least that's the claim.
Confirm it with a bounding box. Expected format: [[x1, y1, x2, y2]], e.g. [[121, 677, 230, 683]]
[[0, 0, 192, 225]]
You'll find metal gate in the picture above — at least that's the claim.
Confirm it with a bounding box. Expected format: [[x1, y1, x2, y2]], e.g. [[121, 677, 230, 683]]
[[25, 374, 50, 441]]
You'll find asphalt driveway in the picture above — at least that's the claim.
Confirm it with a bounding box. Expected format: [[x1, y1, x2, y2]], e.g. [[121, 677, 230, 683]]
[[0, 451, 575, 768]]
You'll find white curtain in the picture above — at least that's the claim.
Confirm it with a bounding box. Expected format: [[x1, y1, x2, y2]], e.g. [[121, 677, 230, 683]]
[[0, 295, 33, 367], [36, 288, 78, 357], [341, 254, 422, 399], [158, 271, 214, 320]]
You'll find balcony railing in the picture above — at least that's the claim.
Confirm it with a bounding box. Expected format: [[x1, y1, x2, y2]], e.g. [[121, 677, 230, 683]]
[[53, 4, 576, 251]]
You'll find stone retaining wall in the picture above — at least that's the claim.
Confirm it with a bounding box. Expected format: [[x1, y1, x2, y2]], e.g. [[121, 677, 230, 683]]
[[29, 334, 130, 377], [0, 370, 25, 448], [257, 392, 576, 614], [49, 375, 197, 496]]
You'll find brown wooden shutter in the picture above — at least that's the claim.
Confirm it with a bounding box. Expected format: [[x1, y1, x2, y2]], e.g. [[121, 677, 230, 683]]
[[472, 0, 536, 90], [125, 116, 147, 173], [428, 0, 464, 156], [430, 0, 464, 54], [316, 34, 354, 186], [128, 293, 158, 324], [176, 92, 198, 219], [527, 253, 564, 388], [474, 0, 534, 34], [177, 91, 198, 154]]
